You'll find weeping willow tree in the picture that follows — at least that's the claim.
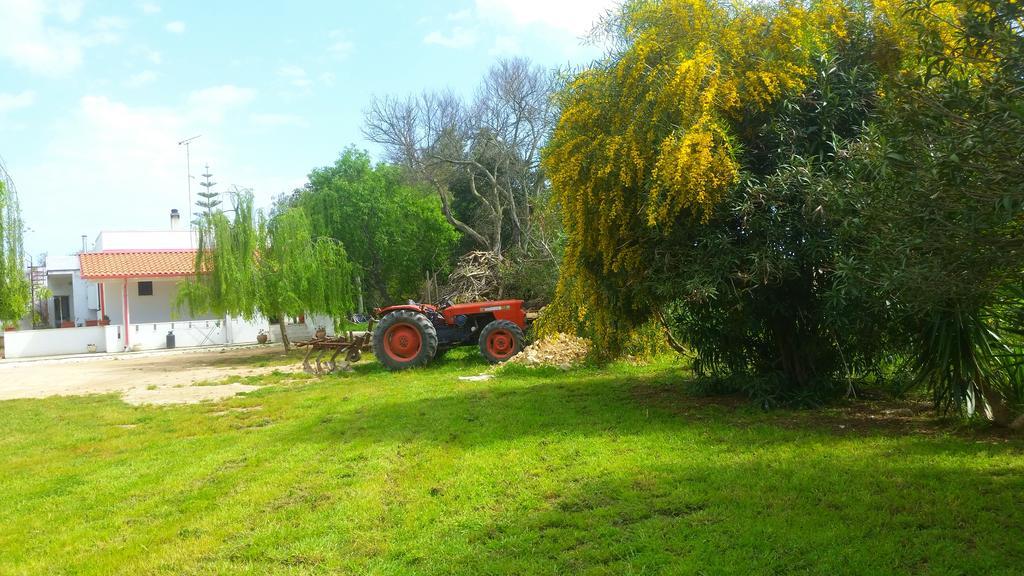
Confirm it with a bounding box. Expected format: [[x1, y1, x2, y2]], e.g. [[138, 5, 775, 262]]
[[176, 192, 355, 351], [0, 179, 31, 325]]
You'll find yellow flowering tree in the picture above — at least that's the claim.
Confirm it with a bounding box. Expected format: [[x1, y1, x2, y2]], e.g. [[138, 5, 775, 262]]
[[543, 0, 1024, 422], [541, 0, 853, 355]]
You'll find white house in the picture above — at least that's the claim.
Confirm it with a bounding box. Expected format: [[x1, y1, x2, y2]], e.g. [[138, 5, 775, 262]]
[[2, 211, 274, 359], [41, 255, 98, 328]]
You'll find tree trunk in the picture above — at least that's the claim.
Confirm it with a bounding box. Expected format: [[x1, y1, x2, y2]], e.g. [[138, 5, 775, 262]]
[[279, 312, 291, 353], [655, 309, 687, 354], [433, 182, 490, 249]]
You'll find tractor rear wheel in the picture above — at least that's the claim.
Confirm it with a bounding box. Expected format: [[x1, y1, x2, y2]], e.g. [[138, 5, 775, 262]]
[[373, 311, 438, 371], [479, 320, 525, 364]]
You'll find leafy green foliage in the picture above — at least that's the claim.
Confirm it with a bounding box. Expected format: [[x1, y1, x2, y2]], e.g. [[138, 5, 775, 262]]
[[540, 0, 855, 355], [542, 0, 1024, 423], [0, 180, 30, 324], [176, 192, 355, 349], [296, 149, 458, 306], [826, 0, 1024, 424]]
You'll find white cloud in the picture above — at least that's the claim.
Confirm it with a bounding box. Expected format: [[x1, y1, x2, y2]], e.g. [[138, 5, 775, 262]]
[[277, 65, 311, 88], [489, 35, 521, 55], [250, 113, 309, 128], [24, 96, 193, 242], [87, 15, 127, 45], [0, 90, 36, 113], [474, 0, 612, 37], [17, 90, 264, 249], [327, 30, 353, 59], [0, 0, 85, 76], [140, 2, 160, 14], [424, 27, 478, 49], [447, 9, 472, 21], [124, 70, 157, 88], [55, 0, 83, 22], [165, 20, 185, 33], [0, 1, 136, 76], [187, 84, 255, 123]]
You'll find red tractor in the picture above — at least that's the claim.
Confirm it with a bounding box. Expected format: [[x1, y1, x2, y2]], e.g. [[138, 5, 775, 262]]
[[371, 299, 528, 370]]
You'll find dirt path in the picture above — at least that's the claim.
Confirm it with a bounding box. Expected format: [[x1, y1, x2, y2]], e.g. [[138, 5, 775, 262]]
[[0, 346, 300, 405]]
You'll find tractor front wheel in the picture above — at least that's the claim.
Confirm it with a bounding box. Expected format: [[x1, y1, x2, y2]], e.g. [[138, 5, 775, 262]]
[[479, 320, 525, 364], [373, 311, 438, 371]]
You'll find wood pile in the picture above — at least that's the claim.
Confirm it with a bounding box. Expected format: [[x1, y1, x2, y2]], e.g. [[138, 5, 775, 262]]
[[441, 250, 502, 303], [507, 333, 591, 369]]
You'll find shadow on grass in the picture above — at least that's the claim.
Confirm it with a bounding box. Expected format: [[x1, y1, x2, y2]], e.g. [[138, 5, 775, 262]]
[[261, 362, 1024, 574], [291, 365, 1024, 460], [442, 456, 1024, 575]]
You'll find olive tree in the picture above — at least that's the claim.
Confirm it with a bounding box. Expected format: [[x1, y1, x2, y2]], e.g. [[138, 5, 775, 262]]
[[363, 57, 557, 256]]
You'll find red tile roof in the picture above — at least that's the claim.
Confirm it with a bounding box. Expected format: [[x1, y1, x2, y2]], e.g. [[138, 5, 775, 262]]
[[79, 250, 202, 279]]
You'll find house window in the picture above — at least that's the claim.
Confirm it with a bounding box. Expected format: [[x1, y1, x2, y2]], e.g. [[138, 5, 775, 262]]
[[138, 281, 154, 296]]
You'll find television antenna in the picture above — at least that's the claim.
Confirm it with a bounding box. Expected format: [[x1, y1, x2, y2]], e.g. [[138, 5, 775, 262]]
[[176, 134, 202, 231]]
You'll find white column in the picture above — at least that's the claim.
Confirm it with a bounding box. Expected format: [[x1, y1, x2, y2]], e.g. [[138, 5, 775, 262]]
[[122, 278, 130, 351]]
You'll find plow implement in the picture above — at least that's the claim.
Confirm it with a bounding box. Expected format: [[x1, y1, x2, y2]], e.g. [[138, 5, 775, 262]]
[[295, 320, 375, 375]]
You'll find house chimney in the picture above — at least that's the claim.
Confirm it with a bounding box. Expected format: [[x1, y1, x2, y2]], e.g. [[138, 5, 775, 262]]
[[81, 235, 87, 252], [170, 209, 180, 230]]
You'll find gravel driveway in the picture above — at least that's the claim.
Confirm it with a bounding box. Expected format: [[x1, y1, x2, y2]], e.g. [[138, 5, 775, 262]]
[[0, 346, 298, 405]]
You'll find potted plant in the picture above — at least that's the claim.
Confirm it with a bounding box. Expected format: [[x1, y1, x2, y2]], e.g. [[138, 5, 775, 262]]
[[257, 329, 269, 344], [315, 325, 327, 339]]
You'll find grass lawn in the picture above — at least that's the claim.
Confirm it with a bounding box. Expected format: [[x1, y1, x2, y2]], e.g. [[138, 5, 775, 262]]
[[1, 350, 1022, 575]]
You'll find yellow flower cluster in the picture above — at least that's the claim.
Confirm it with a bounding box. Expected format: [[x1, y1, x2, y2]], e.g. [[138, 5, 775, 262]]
[[539, 0, 857, 354], [872, 0, 993, 80]]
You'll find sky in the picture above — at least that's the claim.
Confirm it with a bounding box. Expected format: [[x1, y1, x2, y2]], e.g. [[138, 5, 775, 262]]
[[0, 0, 615, 259]]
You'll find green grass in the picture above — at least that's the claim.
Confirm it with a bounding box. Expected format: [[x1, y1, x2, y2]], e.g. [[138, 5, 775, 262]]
[[1, 350, 1022, 575]]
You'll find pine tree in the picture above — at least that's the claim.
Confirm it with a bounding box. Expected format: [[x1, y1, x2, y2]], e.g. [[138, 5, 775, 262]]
[[195, 164, 221, 220]]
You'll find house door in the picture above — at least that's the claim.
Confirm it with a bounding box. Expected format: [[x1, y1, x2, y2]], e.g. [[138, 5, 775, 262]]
[[53, 296, 71, 327]]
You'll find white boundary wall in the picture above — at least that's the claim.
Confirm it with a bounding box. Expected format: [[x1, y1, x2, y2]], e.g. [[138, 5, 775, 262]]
[[3, 316, 270, 358], [3, 327, 109, 358]]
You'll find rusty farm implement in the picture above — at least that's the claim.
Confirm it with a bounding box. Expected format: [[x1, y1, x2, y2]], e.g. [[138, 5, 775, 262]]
[[295, 320, 375, 375]]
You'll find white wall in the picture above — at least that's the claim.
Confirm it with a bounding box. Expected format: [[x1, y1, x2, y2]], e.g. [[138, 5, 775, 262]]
[[305, 314, 341, 336], [122, 316, 269, 351], [225, 316, 271, 344], [3, 327, 108, 358], [104, 325, 122, 352], [74, 273, 98, 325], [101, 279, 216, 325], [128, 320, 225, 351], [45, 255, 79, 271], [4, 316, 268, 357], [283, 322, 313, 342], [94, 230, 196, 251]]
